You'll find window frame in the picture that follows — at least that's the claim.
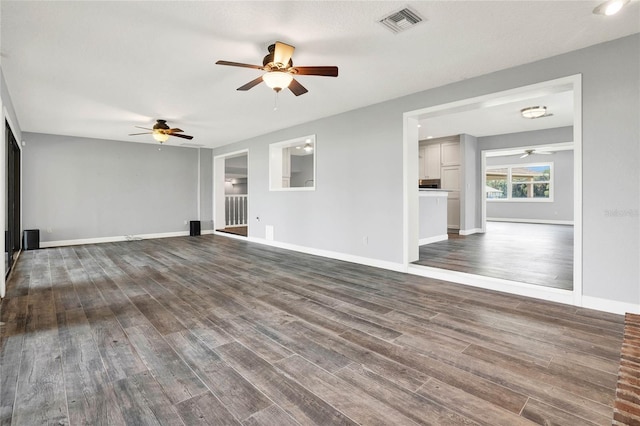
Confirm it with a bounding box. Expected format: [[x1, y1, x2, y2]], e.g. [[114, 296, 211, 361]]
[[269, 134, 316, 192], [486, 161, 554, 202]]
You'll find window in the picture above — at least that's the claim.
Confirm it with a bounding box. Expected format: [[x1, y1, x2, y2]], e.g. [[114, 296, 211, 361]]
[[269, 135, 315, 191], [486, 163, 553, 201]]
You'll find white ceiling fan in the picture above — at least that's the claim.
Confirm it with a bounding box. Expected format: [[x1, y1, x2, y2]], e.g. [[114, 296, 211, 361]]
[[520, 149, 554, 158]]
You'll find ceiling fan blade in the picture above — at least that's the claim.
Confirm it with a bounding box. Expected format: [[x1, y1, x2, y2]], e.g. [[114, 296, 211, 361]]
[[288, 78, 308, 96], [292, 66, 339, 77], [537, 151, 553, 155], [520, 153, 530, 158], [134, 126, 154, 131], [129, 132, 152, 136], [167, 128, 184, 134], [170, 133, 194, 140], [216, 60, 264, 70], [274, 41, 295, 67], [237, 76, 264, 91]]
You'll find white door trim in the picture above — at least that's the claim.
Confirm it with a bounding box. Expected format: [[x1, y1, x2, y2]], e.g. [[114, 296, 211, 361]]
[[213, 149, 249, 233], [402, 74, 583, 308]]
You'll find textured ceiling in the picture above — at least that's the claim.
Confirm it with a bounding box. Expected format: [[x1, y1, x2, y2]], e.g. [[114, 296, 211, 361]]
[[1, 1, 639, 149]]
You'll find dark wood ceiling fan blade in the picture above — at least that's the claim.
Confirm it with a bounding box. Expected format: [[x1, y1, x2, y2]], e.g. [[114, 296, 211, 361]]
[[274, 41, 295, 67], [167, 128, 184, 133], [129, 132, 152, 136], [170, 133, 194, 140], [289, 78, 308, 96], [216, 60, 264, 70], [237, 76, 264, 91], [292, 66, 339, 77]]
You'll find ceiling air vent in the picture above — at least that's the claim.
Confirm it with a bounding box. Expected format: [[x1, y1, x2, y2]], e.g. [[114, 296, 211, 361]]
[[379, 7, 423, 34]]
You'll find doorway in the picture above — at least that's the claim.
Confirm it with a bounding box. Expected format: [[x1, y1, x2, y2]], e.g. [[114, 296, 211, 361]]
[[403, 75, 582, 305], [213, 150, 249, 237], [5, 120, 21, 277]]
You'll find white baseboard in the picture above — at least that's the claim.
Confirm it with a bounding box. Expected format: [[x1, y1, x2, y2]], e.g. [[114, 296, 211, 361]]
[[419, 234, 448, 246], [408, 264, 575, 305], [581, 295, 639, 315], [488, 218, 574, 225], [459, 228, 482, 236], [244, 236, 406, 273], [40, 231, 190, 248]]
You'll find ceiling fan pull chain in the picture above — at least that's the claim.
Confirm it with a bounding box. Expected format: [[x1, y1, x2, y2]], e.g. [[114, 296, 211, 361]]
[[274, 91, 279, 111]]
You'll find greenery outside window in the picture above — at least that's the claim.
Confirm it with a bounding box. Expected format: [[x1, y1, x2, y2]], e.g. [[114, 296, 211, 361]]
[[486, 163, 553, 201]]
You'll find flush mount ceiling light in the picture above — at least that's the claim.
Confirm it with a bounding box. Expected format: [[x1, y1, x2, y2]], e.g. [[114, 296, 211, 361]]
[[520, 106, 547, 119], [593, 0, 630, 15], [262, 71, 294, 92]]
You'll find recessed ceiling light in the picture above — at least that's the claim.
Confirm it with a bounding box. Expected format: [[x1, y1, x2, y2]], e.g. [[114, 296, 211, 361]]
[[593, 0, 629, 16], [417, 124, 422, 128], [426, 136, 433, 139], [521, 106, 547, 119]]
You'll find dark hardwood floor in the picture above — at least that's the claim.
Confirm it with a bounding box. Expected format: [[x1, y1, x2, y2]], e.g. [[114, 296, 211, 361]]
[[414, 222, 574, 290], [0, 234, 621, 425], [216, 226, 248, 237]]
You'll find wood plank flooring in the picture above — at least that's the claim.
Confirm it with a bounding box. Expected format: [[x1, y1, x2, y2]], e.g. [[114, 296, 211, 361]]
[[216, 226, 248, 237], [0, 234, 622, 425], [414, 222, 573, 290]]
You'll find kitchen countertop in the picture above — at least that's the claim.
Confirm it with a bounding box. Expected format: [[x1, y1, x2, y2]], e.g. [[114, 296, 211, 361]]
[[419, 188, 450, 195]]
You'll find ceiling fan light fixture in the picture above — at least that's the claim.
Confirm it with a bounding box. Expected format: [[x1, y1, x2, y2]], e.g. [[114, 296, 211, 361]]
[[152, 132, 170, 143], [303, 142, 313, 152], [520, 106, 547, 119], [262, 71, 293, 92], [593, 0, 629, 15]]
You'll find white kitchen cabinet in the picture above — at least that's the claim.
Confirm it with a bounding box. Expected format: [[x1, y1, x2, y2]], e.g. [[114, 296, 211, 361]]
[[441, 165, 461, 228], [441, 141, 460, 166], [418, 145, 427, 179], [441, 165, 460, 190], [447, 195, 460, 229], [424, 144, 441, 179]]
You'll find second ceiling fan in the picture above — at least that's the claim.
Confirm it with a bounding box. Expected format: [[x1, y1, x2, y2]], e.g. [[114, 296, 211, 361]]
[[520, 149, 553, 158], [216, 41, 338, 96]]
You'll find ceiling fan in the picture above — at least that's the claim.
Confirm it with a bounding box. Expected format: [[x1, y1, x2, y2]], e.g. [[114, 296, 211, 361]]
[[520, 149, 553, 158], [129, 119, 193, 143], [216, 41, 338, 96]]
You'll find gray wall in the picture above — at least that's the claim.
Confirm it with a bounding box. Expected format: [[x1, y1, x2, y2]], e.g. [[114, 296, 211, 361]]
[[22, 133, 200, 242], [479, 126, 573, 151], [290, 154, 314, 187], [485, 150, 574, 222], [211, 34, 639, 305], [225, 178, 248, 195]]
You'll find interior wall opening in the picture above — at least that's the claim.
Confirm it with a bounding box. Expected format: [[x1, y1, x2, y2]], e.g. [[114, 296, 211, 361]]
[[404, 75, 582, 305], [214, 150, 249, 238]]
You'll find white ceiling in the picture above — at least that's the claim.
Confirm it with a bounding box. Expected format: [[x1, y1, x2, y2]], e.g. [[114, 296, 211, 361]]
[[419, 88, 574, 140], [1, 1, 639, 149]]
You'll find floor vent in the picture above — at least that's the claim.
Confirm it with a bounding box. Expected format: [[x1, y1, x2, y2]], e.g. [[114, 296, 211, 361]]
[[379, 7, 423, 34]]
